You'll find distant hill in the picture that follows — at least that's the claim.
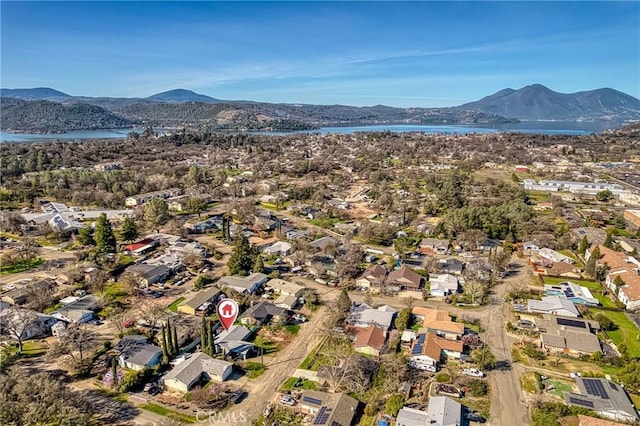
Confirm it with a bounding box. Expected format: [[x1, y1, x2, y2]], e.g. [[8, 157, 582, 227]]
[[0, 98, 135, 133], [0, 87, 71, 101], [457, 84, 640, 121], [146, 89, 221, 103]]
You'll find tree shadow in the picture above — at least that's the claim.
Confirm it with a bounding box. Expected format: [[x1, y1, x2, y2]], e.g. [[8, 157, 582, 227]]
[[78, 388, 141, 424]]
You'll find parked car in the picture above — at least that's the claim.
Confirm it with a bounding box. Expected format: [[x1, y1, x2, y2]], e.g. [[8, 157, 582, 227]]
[[279, 395, 296, 406], [462, 368, 485, 377], [228, 390, 247, 404], [465, 412, 486, 423]]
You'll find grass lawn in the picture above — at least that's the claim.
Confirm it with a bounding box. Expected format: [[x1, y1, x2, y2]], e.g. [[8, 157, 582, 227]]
[[0, 232, 20, 240], [596, 310, 640, 356], [541, 276, 601, 291], [140, 403, 196, 423], [308, 217, 342, 228], [104, 282, 128, 303], [242, 361, 267, 378], [285, 324, 300, 336], [520, 372, 538, 394], [7, 340, 49, 358], [167, 297, 185, 313], [547, 379, 573, 397], [527, 191, 549, 203], [512, 347, 611, 377], [0, 258, 44, 274], [630, 394, 640, 409], [281, 377, 318, 391], [298, 341, 324, 371], [594, 294, 618, 309]]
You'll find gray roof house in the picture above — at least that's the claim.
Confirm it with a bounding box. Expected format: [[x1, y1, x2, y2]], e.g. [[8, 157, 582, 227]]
[[177, 287, 223, 315], [348, 304, 396, 330], [298, 390, 359, 426], [126, 264, 172, 286], [396, 406, 430, 426], [564, 377, 639, 423], [218, 273, 268, 294], [527, 296, 580, 317], [239, 301, 288, 326], [426, 396, 463, 426], [163, 352, 233, 393], [50, 295, 98, 323], [429, 274, 460, 297], [118, 342, 163, 371], [214, 325, 253, 359], [310, 236, 339, 252]]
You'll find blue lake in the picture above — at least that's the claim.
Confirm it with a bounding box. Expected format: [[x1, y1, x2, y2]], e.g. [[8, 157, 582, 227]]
[[0, 121, 621, 142]]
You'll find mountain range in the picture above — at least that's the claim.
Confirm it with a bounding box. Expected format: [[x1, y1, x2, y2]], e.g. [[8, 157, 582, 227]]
[[1, 84, 639, 133]]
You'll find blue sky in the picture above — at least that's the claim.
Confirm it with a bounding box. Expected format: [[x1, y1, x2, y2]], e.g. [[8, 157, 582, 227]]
[[1, 1, 639, 107]]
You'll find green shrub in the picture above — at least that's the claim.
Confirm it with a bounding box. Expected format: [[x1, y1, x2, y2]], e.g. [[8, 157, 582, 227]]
[[435, 372, 451, 383]]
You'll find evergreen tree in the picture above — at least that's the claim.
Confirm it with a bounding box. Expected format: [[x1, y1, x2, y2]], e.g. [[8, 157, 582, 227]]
[[94, 213, 117, 254], [119, 217, 139, 243], [161, 324, 169, 363], [578, 236, 589, 254], [227, 234, 253, 275], [77, 227, 95, 246], [206, 319, 214, 355], [604, 233, 613, 249], [586, 246, 601, 278], [110, 356, 118, 388], [166, 320, 175, 356], [253, 255, 265, 274], [337, 289, 352, 317], [171, 320, 179, 356], [143, 198, 170, 233]]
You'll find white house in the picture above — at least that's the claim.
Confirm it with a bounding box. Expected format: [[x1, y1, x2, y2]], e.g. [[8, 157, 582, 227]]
[[527, 296, 580, 317], [538, 248, 574, 264], [163, 352, 233, 393], [429, 274, 459, 297]]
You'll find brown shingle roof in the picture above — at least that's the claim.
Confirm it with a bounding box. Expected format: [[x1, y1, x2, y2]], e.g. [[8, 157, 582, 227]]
[[353, 325, 386, 351], [387, 266, 421, 289]]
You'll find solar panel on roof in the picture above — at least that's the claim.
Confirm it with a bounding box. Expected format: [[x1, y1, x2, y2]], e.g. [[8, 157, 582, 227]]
[[568, 397, 594, 408], [556, 318, 586, 329], [303, 396, 323, 405], [313, 407, 330, 425], [609, 382, 618, 391], [583, 379, 609, 399]]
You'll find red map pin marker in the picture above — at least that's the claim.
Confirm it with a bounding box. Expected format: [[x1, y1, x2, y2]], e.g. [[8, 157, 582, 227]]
[[217, 299, 239, 331]]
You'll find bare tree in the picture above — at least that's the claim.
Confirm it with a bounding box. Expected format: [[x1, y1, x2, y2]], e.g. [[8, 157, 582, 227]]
[[319, 354, 369, 393], [181, 249, 205, 271], [15, 237, 39, 264], [2, 308, 40, 353], [464, 280, 487, 304], [137, 299, 166, 337], [26, 283, 54, 312], [87, 269, 110, 294], [49, 323, 99, 374]]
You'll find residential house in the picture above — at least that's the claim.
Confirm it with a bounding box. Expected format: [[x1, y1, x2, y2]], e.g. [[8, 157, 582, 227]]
[[177, 287, 223, 316], [425, 396, 463, 426], [586, 245, 640, 310], [570, 227, 608, 247], [239, 302, 288, 326], [419, 238, 449, 255], [218, 273, 268, 294], [125, 188, 182, 208], [118, 341, 163, 371], [477, 239, 502, 252], [163, 352, 233, 393], [0, 306, 57, 340], [124, 238, 158, 256], [438, 258, 464, 275], [1, 280, 53, 306], [523, 241, 541, 251], [429, 274, 459, 297], [409, 332, 463, 368], [538, 248, 575, 264], [564, 378, 639, 423], [266, 279, 304, 298], [258, 179, 279, 193], [298, 390, 359, 426], [527, 296, 580, 317], [412, 307, 464, 340], [166, 240, 207, 257], [353, 325, 386, 357], [541, 330, 602, 356], [274, 294, 298, 310], [126, 264, 172, 286], [214, 325, 253, 359], [144, 252, 183, 272], [310, 236, 339, 252], [355, 265, 387, 292], [286, 229, 311, 241], [348, 304, 396, 331], [50, 296, 98, 323], [543, 281, 599, 306], [542, 262, 582, 278], [396, 406, 429, 426], [262, 241, 292, 256], [386, 266, 422, 291]]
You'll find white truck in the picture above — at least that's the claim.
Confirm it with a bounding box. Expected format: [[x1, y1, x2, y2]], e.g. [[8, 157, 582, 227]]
[[462, 368, 485, 377]]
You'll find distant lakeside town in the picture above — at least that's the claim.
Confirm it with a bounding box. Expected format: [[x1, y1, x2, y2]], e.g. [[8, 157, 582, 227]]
[[1, 123, 640, 426]]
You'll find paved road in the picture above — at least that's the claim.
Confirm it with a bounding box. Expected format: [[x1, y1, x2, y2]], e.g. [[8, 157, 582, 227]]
[[228, 287, 339, 425], [486, 258, 531, 426]]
